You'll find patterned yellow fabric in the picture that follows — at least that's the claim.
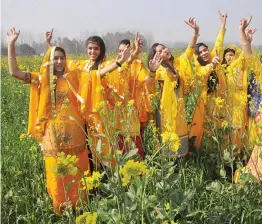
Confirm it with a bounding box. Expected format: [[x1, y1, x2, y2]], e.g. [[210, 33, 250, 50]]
[[27, 47, 89, 214]]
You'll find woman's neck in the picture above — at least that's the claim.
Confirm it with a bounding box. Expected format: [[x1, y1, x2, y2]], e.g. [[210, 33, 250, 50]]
[[55, 71, 64, 78]]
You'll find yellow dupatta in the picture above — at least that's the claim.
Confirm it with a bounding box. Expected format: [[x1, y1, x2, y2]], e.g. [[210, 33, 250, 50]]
[[28, 46, 82, 141]]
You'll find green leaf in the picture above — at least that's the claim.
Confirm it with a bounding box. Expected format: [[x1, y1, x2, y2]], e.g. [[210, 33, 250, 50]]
[[206, 181, 221, 192]]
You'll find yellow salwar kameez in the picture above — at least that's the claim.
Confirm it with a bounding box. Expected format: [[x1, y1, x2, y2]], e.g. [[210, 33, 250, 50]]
[[223, 49, 249, 149], [235, 56, 262, 182], [76, 60, 114, 168], [156, 45, 194, 156], [189, 28, 226, 149], [105, 59, 151, 158], [27, 47, 90, 214]]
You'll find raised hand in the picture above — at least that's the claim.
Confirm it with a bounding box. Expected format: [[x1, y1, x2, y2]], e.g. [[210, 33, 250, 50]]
[[45, 28, 53, 46], [134, 33, 143, 55], [149, 52, 162, 72], [245, 27, 256, 43], [7, 27, 20, 45], [118, 45, 131, 64], [218, 10, 228, 28], [239, 16, 252, 31], [185, 17, 199, 34]]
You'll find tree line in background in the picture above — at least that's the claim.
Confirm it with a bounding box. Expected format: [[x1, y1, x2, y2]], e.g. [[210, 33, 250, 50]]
[[1, 31, 152, 56], [1, 30, 262, 56]]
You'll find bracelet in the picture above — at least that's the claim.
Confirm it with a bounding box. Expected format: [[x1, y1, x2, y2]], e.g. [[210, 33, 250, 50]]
[[193, 33, 200, 37], [241, 42, 250, 46], [149, 69, 156, 73], [116, 61, 122, 67]]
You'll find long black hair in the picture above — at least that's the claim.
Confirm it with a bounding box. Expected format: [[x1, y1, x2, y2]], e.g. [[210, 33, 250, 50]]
[[195, 43, 219, 93], [86, 36, 106, 70]]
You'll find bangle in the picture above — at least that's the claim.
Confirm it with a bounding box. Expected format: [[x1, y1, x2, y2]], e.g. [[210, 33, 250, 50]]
[[116, 61, 122, 67], [150, 69, 156, 73], [241, 42, 250, 46], [193, 33, 200, 37]]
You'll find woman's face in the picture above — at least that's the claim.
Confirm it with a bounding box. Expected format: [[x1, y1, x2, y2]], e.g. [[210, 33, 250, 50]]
[[155, 44, 172, 61], [118, 43, 126, 59], [87, 42, 101, 62], [54, 50, 66, 73], [198, 45, 210, 62], [225, 51, 235, 65]]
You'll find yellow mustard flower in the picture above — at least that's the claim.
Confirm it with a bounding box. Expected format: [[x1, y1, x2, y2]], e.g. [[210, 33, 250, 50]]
[[81, 171, 101, 190], [20, 133, 27, 141], [161, 131, 180, 152], [127, 99, 135, 106], [221, 121, 228, 129], [215, 97, 224, 109], [76, 212, 98, 224], [52, 152, 79, 178], [95, 85, 105, 94], [95, 101, 106, 111], [116, 101, 122, 107], [120, 160, 149, 186]]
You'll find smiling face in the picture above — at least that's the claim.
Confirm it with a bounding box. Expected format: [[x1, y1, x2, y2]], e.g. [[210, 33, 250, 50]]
[[198, 45, 210, 63], [86, 41, 101, 62], [53, 50, 66, 73], [155, 44, 172, 61]]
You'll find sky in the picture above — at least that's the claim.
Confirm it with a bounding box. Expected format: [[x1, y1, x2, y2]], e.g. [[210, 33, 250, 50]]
[[1, 0, 262, 46]]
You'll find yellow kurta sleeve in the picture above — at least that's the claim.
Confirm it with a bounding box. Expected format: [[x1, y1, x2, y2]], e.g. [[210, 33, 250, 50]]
[[184, 45, 195, 60], [28, 72, 40, 138], [210, 28, 226, 58]]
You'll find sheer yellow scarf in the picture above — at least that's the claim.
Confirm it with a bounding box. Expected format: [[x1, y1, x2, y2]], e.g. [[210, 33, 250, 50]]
[[28, 47, 72, 140]]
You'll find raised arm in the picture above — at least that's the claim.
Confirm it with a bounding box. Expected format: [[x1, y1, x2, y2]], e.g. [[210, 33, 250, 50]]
[[99, 45, 131, 77], [127, 33, 143, 64], [239, 17, 253, 57], [45, 29, 53, 48], [184, 17, 200, 59], [240, 18, 261, 75], [211, 11, 227, 57], [7, 27, 28, 81]]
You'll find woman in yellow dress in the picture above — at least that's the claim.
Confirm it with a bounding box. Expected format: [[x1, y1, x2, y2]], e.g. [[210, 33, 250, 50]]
[[147, 17, 200, 156], [234, 17, 262, 182], [106, 35, 156, 159], [189, 11, 228, 150], [7, 28, 90, 214]]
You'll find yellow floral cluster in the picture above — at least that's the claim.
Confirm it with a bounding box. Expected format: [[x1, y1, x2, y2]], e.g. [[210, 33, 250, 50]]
[[127, 99, 135, 106], [81, 171, 101, 190], [161, 131, 180, 152], [76, 212, 98, 224], [95, 85, 105, 94], [95, 100, 106, 111], [52, 152, 78, 178], [215, 97, 225, 109], [19, 133, 28, 141], [120, 160, 149, 186]]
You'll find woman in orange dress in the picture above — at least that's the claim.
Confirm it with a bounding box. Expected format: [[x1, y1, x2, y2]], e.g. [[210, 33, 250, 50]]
[[8, 27, 90, 214]]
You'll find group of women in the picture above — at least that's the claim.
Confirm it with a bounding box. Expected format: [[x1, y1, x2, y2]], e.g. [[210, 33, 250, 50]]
[[7, 11, 261, 214]]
